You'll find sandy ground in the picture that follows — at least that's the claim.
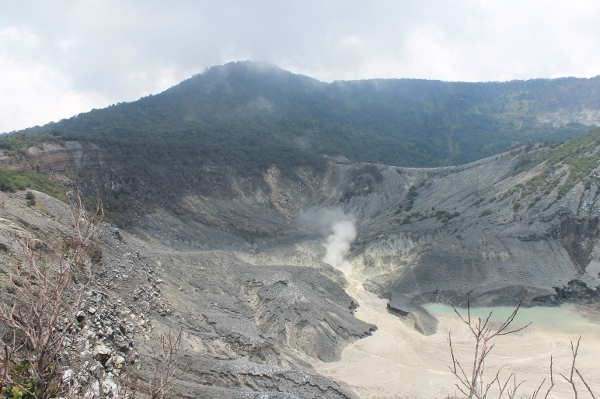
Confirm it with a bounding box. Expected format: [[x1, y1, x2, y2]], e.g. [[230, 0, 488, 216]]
[[312, 279, 600, 399]]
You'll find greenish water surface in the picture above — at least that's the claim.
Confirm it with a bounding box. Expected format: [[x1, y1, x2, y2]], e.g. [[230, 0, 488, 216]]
[[424, 303, 600, 335]]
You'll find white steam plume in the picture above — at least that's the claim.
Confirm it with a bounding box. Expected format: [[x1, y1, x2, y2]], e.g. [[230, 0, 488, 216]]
[[297, 208, 357, 276], [323, 218, 357, 276]]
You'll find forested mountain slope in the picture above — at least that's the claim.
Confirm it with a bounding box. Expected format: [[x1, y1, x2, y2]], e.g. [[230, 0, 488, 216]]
[[12, 61, 600, 170]]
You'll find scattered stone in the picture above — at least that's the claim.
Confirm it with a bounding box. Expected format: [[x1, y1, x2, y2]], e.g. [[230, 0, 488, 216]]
[[93, 344, 112, 361], [101, 375, 118, 397], [84, 380, 100, 399]]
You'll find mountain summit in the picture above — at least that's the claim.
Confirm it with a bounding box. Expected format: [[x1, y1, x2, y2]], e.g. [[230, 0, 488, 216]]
[[18, 61, 600, 169]]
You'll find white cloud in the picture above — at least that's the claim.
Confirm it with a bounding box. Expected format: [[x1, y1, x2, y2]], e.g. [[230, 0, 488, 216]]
[[0, 26, 106, 131], [2, 0, 600, 131]]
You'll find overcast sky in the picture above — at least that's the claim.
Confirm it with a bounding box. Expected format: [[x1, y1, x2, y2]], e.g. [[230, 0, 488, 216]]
[[2, 0, 600, 133]]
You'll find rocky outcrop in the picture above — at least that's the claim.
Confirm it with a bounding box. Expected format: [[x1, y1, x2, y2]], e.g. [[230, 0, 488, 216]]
[[533, 279, 600, 306], [0, 190, 372, 398], [537, 108, 600, 127]]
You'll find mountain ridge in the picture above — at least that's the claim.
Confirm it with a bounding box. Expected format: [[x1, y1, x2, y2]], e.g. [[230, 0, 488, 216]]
[[11, 61, 600, 169]]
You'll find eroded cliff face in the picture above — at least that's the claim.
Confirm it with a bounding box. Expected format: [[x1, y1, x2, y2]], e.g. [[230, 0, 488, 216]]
[[6, 140, 600, 309], [537, 108, 600, 127], [3, 139, 600, 395], [22, 141, 106, 173], [351, 157, 600, 314]]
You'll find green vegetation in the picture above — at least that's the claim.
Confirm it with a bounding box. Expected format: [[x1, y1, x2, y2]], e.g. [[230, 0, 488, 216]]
[[402, 185, 419, 212], [505, 128, 600, 208], [350, 164, 384, 183], [396, 182, 442, 217], [480, 209, 493, 217], [342, 164, 384, 201], [0, 133, 64, 157], [1, 360, 43, 398], [0, 168, 66, 201], [25, 191, 35, 206], [12, 61, 598, 170], [435, 210, 460, 223], [398, 209, 460, 225], [4, 62, 600, 224], [472, 197, 485, 207]]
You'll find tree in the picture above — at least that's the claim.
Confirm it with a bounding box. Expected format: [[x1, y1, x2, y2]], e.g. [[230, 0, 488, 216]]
[[448, 292, 531, 399], [447, 292, 597, 399], [25, 191, 35, 207], [0, 184, 102, 399]]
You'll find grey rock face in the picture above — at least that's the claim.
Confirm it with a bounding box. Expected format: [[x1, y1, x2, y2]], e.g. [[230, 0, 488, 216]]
[[87, 145, 600, 337], [4, 140, 600, 395], [177, 356, 359, 399], [0, 190, 369, 398], [347, 153, 600, 329], [131, 147, 600, 340]]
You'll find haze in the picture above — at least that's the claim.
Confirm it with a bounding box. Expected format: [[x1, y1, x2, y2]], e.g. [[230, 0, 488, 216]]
[[2, 0, 600, 133]]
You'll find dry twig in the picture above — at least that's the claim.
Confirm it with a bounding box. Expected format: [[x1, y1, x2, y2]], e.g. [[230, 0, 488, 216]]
[[560, 336, 597, 399], [0, 184, 102, 398], [137, 328, 191, 399], [448, 291, 530, 399]]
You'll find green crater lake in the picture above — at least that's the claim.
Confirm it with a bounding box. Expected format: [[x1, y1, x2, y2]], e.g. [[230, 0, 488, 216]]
[[424, 303, 600, 335]]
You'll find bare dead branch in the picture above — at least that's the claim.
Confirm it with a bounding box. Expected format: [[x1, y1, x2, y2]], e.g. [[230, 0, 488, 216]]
[[0, 184, 102, 399], [575, 367, 597, 399], [448, 290, 530, 399], [560, 337, 582, 399], [136, 327, 191, 399], [542, 356, 555, 399]]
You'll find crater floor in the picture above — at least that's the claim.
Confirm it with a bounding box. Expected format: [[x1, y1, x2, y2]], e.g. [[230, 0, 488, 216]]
[[314, 279, 600, 399]]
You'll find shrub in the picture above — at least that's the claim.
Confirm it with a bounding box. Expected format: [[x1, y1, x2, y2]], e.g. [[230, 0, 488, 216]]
[[25, 191, 35, 206]]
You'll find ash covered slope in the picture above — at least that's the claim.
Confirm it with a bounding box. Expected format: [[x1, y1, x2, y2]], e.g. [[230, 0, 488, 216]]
[[138, 128, 600, 325], [5, 128, 600, 315], [350, 131, 600, 328], [4, 127, 600, 395], [0, 190, 373, 398], [120, 126, 600, 322]]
